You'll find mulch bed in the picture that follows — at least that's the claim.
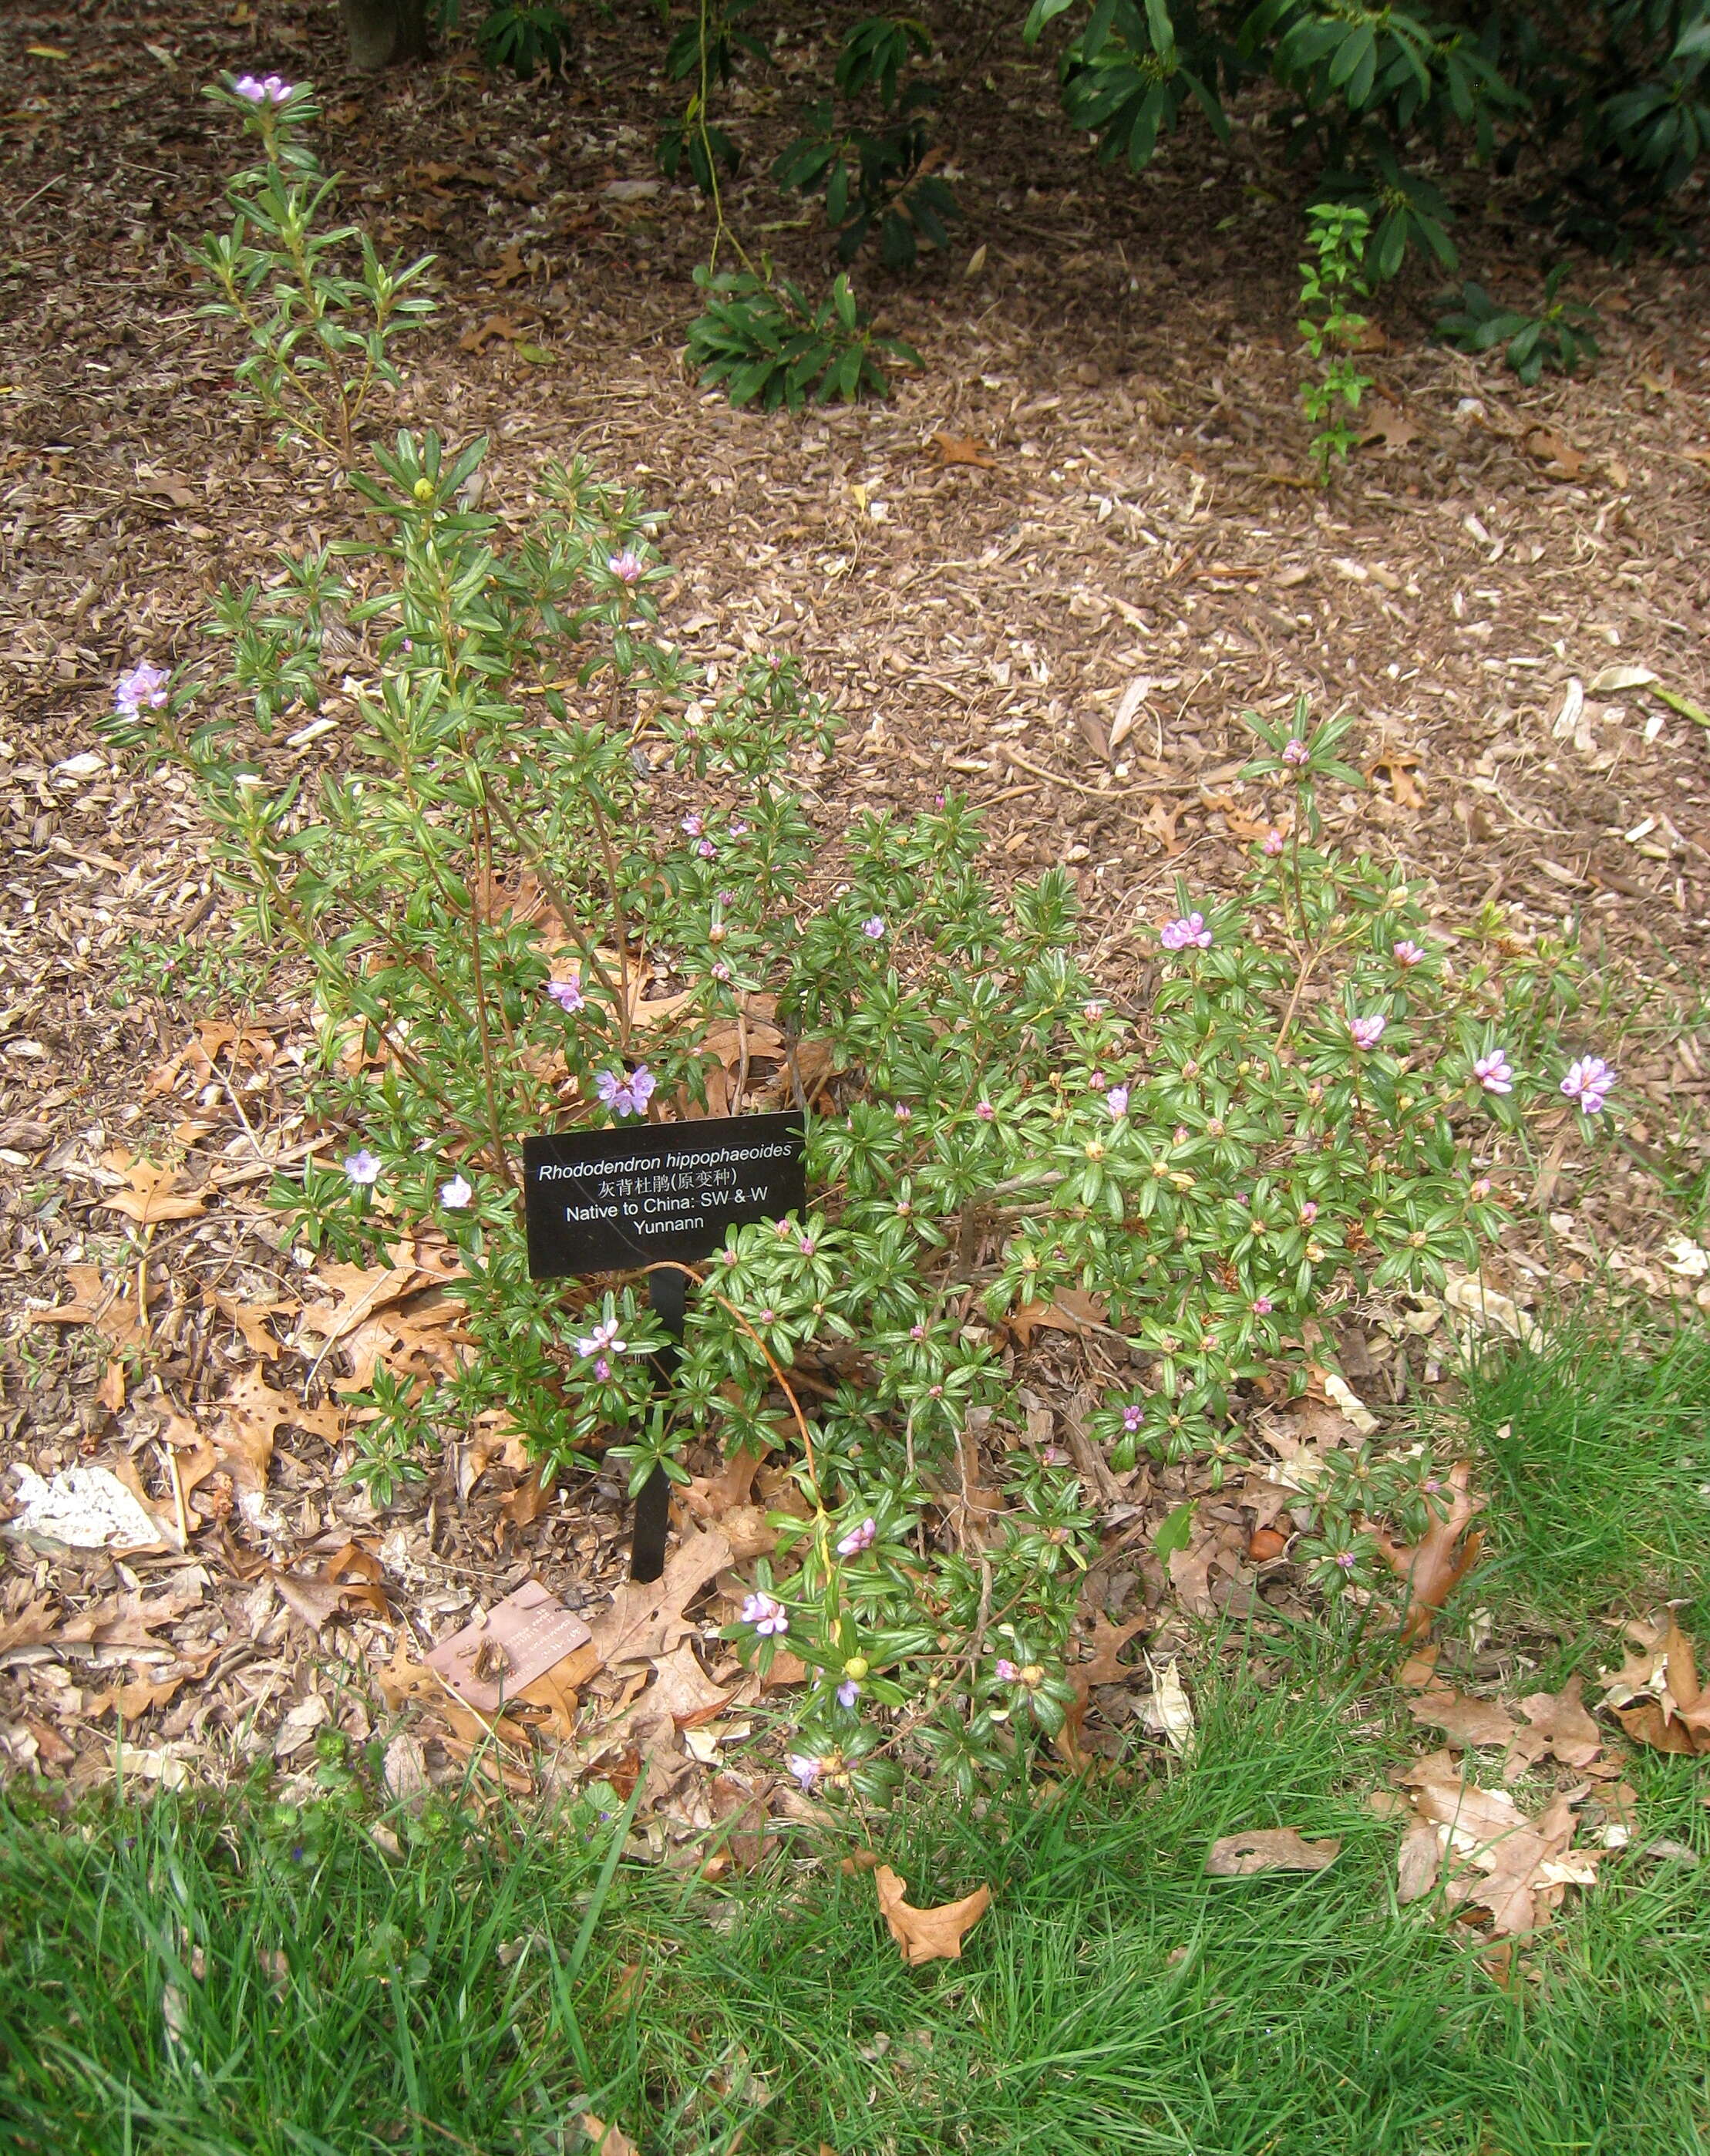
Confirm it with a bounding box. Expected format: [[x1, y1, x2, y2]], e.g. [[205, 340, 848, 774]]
[[1, 0, 1706, 1810]]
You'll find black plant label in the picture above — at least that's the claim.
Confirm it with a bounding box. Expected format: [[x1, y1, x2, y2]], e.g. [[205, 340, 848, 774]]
[[523, 1112, 806, 1279]]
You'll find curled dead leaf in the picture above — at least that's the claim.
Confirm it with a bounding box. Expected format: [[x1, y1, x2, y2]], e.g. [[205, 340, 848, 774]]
[[874, 1866, 991, 1966]]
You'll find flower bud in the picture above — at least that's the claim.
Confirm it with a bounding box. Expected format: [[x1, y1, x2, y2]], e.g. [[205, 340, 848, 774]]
[[412, 477, 433, 503]]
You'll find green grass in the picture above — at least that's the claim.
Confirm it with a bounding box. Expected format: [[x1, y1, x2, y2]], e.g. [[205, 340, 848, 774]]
[[1456, 1315, 1710, 1637], [2, 1670, 1706, 2156]]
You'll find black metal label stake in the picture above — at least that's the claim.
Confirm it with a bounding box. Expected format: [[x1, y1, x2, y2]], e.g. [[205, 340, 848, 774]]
[[522, 1112, 806, 1582]]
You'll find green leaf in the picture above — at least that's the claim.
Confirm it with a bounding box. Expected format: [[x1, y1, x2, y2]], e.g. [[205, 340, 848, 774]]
[[1154, 1501, 1197, 1561]]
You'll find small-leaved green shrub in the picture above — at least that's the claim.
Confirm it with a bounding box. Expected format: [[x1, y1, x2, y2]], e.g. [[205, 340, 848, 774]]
[[1298, 200, 1373, 481], [110, 89, 1623, 1796], [194, 76, 436, 460]]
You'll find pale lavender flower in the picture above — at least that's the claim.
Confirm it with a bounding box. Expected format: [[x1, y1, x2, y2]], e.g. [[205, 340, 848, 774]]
[[1121, 1404, 1143, 1433], [1106, 1084, 1130, 1119], [729, 820, 749, 837], [1283, 737, 1309, 766], [593, 1356, 611, 1381], [608, 548, 644, 583], [343, 1147, 381, 1187], [836, 1517, 877, 1558], [114, 660, 169, 716], [860, 916, 886, 940], [893, 1103, 913, 1123], [836, 1679, 860, 1710], [681, 814, 704, 838], [1349, 1013, 1386, 1050], [439, 1173, 473, 1210], [1473, 1049, 1514, 1095], [1561, 1056, 1615, 1114], [1160, 911, 1213, 952], [696, 837, 716, 859], [786, 1752, 821, 1789], [574, 1315, 626, 1361], [742, 1591, 789, 1638], [234, 72, 292, 102], [995, 1658, 1020, 1683], [1263, 827, 1286, 855], [1393, 939, 1426, 968], [546, 973, 585, 1012], [596, 1065, 656, 1117], [1335, 1550, 1358, 1572]]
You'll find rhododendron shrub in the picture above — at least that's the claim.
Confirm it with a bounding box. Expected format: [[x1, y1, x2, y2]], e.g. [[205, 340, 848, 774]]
[[105, 89, 1618, 1791]]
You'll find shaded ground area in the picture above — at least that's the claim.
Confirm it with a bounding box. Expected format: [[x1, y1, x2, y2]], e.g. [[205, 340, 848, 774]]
[[1, 0, 1708, 1791]]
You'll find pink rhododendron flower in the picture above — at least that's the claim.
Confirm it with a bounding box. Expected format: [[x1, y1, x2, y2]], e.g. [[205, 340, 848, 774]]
[[742, 1591, 789, 1638], [995, 1658, 1020, 1683], [439, 1173, 473, 1210], [787, 1752, 821, 1788], [1393, 939, 1426, 968], [1262, 827, 1286, 854], [1160, 911, 1213, 952], [596, 1066, 656, 1117], [608, 548, 643, 583], [1349, 1014, 1386, 1049], [575, 1315, 625, 1360], [860, 916, 886, 939], [1560, 1056, 1615, 1114], [546, 973, 584, 1012], [1283, 737, 1309, 766], [1473, 1050, 1514, 1095], [836, 1517, 877, 1557], [1106, 1084, 1130, 1119], [343, 1147, 381, 1187], [114, 661, 169, 716]]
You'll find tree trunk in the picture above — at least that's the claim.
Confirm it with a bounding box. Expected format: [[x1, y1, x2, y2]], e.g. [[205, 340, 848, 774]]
[[339, 0, 430, 72]]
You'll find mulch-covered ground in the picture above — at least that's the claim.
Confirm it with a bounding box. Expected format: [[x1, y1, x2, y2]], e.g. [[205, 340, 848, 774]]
[[2, 0, 1707, 1812]]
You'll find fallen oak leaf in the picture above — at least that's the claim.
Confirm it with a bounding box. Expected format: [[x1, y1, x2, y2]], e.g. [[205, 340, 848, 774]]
[[928, 431, 996, 469], [1078, 1610, 1150, 1686], [1205, 1828, 1341, 1877], [874, 1866, 991, 1966], [1506, 1676, 1602, 1774], [96, 1153, 207, 1225], [1407, 1687, 1519, 1750], [588, 1524, 732, 1669], [579, 2116, 638, 2156]]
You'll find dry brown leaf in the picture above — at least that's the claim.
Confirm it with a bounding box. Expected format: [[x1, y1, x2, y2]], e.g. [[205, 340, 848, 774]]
[[1142, 797, 1183, 855], [1396, 1644, 1441, 1690], [1507, 1676, 1602, 1772], [1600, 1612, 1710, 1757], [1407, 1687, 1519, 1750], [1395, 1818, 1444, 1903], [85, 1672, 187, 1720], [0, 1598, 59, 1654], [579, 2117, 637, 2156], [588, 1524, 732, 1669], [459, 312, 525, 354], [929, 432, 996, 469], [1205, 1828, 1341, 1876], [35, 1266, 150, 1353], [212, 1291, 293, 1361], [1079, 1611, 1149, 1686], [1399, 1754, 1598, 1936], [1371, 1459, 1484, 1640], [1524, 426, 1584, 480], [1368, 747, 1426, 810], [1007, 1286, 1109, 1347], [97, 1152, 207, 1225], [874, 1867, 991, 1966], [1361, 400, 1418, 451], [376, 1633, 440, 1712]]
